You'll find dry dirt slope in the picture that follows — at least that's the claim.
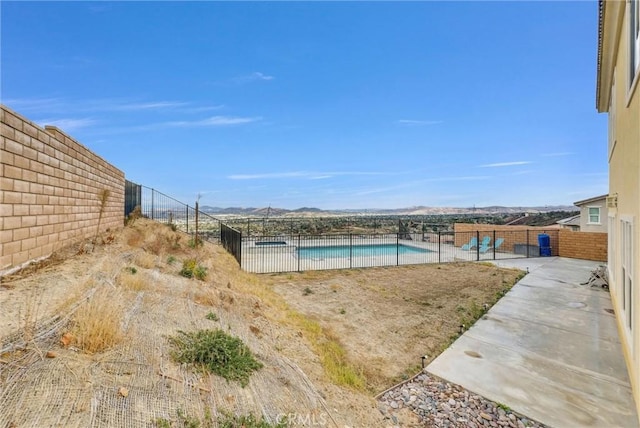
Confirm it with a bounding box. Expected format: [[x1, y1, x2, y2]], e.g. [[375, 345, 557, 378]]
[[0, 219, 523, 427]]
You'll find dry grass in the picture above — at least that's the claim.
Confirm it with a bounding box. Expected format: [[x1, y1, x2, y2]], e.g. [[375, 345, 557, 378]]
[[118, 270, 149, 292], [286, 310, 366, 390], [200, 250, 369, 390], [121, 219, 183, 256], [193, 287, 220, 307], [71, 288, 124, 354], [21, 288, 44, 342], [125, 228, 144, 247], [134, 251, 157, 269], [268, 263, 525, 392]]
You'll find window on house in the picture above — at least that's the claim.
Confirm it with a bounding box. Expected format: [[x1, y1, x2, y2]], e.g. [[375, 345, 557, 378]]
[[609, 74, 616, 159], [588, 207, 601, 224], [631, 0, 640, 84], [608, 216, 616, 283], [621, 218, 634, 332]]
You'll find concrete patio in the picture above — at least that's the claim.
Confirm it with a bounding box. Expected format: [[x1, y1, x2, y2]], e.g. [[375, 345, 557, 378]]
[[427, 257, 639, 427]]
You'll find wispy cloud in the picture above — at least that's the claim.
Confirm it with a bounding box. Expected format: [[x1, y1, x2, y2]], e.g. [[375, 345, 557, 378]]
[[396, 119, 443, 126], [229, 172, 323, 180], [37, 118, 98, 132], [541, 152, 574, 157], [168, 116, 262, 127], [112, 101, 189, 111], [232, 72, 274, 84], [479, 161, 532, 168], [4, 97, 66, 112], [510, 170, 534, 176], [227, 171, 390, 180], [4, 97, 221, 115], [354, 175, 490, 196]]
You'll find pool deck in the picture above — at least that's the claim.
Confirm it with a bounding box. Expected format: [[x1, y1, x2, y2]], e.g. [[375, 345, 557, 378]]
[[427, 257, 639, 428]]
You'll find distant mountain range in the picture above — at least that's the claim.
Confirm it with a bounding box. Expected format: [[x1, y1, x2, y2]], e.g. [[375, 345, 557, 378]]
[[199, 205, 576, 217]]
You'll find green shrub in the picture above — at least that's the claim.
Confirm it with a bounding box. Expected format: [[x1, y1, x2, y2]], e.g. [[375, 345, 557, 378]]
[[168, 329, 263, 387], [180, 259, 207, 280]]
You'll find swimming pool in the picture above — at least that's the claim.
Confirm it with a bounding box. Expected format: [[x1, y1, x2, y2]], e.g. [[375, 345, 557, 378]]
[[297, 243, 432, 259]]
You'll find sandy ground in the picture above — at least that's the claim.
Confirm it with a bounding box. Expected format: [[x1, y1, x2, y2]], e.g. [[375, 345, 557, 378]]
[[0, 219, 523, 427]]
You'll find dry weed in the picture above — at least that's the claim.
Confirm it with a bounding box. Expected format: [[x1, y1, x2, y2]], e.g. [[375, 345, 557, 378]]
[[193, 288, 220, 307], [21, 288, 44, 342], [118, 270, 149, 291], [71, 288, 124, 354], [125, 228, 144, 247], [134, 251, 156, 269]]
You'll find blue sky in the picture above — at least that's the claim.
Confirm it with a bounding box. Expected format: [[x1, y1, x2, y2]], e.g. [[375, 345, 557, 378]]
[[2, 1, 607, 210]]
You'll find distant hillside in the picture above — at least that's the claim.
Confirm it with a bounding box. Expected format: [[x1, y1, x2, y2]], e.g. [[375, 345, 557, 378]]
[[199, 204, 576, 217], [501, 211, 580, 227]]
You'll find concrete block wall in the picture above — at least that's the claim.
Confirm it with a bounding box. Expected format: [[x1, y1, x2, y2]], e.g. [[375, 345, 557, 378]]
[[1, 105, 125, 271], [558, 229, 607, 262], [453, 223, 560, 256]]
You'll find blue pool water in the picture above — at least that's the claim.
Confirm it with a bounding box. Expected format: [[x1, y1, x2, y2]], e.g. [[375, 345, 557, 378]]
[[298, 244, 432, 259]]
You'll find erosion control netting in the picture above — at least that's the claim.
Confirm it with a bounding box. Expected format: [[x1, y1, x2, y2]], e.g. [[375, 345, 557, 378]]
[[0, 286, 330, 427]]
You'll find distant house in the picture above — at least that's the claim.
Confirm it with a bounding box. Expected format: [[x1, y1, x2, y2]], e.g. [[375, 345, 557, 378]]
[[596, 0, 639, 420], [556, 214, 581, 231], [573, 194, 609, 232]]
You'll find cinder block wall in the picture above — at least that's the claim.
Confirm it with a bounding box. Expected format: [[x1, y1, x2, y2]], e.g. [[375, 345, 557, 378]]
[[453, 223, 560, 256], [1, 106, 125, 271], [558, 229, 607, 262]]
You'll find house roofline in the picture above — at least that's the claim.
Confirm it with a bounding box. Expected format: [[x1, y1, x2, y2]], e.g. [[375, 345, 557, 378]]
[[574, 194, 609, 207], [595, 0, 605, 109], [556, 214, 581, 226]]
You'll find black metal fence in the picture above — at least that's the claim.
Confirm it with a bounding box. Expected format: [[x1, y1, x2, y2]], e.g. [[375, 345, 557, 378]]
[[221, 224, 242, 265], [124, 180, 142, 217], [123, 185, 558, 274], [238, 229, 558, 273], [125, 183, 222, 240]]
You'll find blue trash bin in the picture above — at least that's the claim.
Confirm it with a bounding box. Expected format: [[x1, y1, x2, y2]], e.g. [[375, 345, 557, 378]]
[[538, 234, 551, 256]]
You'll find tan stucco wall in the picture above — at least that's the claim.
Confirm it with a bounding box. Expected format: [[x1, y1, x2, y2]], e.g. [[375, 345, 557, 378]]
[[1, 106, 125, 272], [600, 0, 640, 419], [578, 199, 609, 232]]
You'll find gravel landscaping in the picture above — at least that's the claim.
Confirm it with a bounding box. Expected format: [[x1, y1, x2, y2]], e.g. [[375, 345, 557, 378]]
[[378, 371, 547, 428]]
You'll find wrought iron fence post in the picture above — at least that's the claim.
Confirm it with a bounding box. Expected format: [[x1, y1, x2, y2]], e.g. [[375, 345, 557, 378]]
[[349, 233, 353, 269], [396, 233, 399, 266], [238, 229, 242, 268], [195, 201, 199, 245], [151, 189, 154, 220], [438, 231, 441, 264], [298, 234, 301, 272], [476, 230, 480, 261], [493, 230, 496, 260], [526, 230, 530, 258]]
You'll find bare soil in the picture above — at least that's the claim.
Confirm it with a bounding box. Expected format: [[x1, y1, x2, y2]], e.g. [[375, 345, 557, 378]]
[[0, 219, 523, 427], [267, 263, 523, 393]]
